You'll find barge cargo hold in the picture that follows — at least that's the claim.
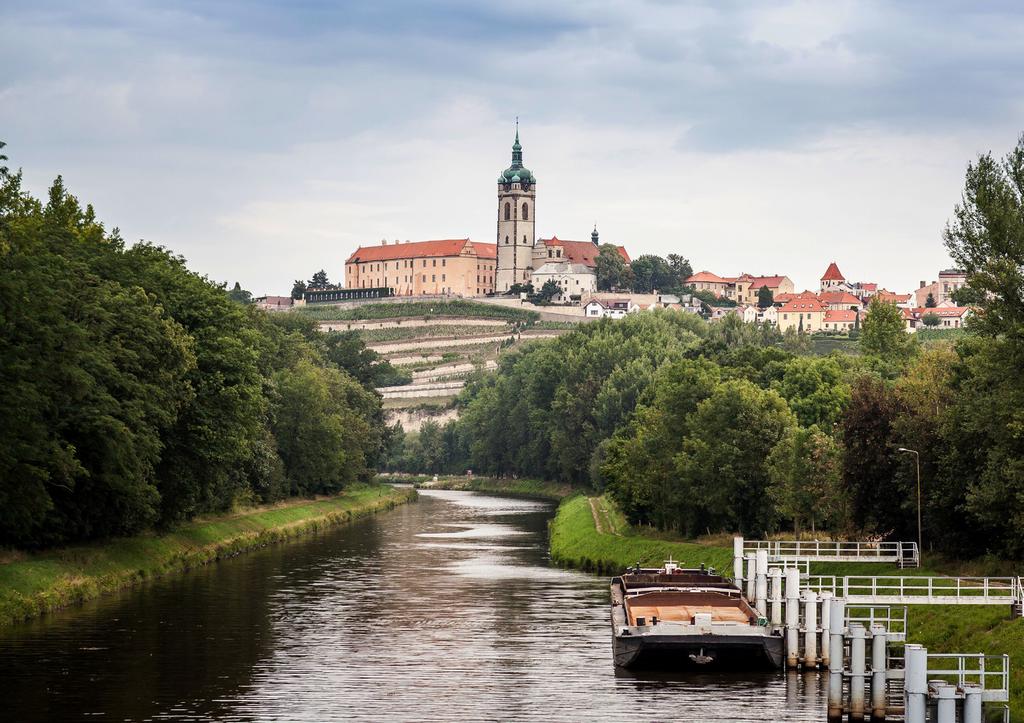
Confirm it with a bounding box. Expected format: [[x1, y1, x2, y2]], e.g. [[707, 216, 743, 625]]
[[610, 561, 784, 671]]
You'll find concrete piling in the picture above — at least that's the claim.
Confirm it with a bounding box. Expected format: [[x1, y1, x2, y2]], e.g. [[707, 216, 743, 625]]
[[903, 645, 928, 723], [962, 682, 982, 723], [827, 598, 846, 722], [819, 591, 833, 668], [785, 567, 800, 669], [733, 536, 744, 585], [755, 550, 768, 617], [745, 555, 756, 602], [803, 589, 818, 668], [848, 623, 866, 721], [933, 681, 956, 723], [770, 568, 783, 628], [870, 624, 887, 721]]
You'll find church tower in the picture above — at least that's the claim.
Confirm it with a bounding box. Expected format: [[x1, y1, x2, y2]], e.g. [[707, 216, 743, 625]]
[[495, 124, 537, 292]]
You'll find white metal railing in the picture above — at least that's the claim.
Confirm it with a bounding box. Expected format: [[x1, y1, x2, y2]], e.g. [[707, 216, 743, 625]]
[[806, 576, 1019, 605], [926, 653, 1010, 703], [743, 539, 919, 565], [845, 604, 908, 641], [770, 558, 810, 579]]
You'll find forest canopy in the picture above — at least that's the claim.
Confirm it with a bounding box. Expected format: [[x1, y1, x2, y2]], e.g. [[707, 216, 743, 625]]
[[0, 162, 391, 547]]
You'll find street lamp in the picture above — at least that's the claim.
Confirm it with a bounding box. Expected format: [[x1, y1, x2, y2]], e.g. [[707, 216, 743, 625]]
[[897, 447, 923, 555]]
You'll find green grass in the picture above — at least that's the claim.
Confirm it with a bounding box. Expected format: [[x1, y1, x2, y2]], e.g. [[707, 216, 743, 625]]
[[916, 327, 968, 342], [550, 493, 1023, 718], [0, 484, 416, 628], [809, 335, 861, 356], [295, 300, 539, 323], [359, 324, 511, 342]]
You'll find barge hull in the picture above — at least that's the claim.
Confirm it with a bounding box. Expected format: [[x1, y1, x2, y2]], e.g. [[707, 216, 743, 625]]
[[613, 633, 784, 671]]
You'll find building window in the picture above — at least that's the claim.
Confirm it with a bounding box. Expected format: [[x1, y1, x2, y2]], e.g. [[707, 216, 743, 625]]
[[441, 259, 446, 267], [422, 275, 426, 282], [522, 202, 528, 220], [505, 235, 509, 245], [522, 235, 526, 243], [504, 202, 511, 220], [432, 275, 436, 282], [441, 274, 446, 282]]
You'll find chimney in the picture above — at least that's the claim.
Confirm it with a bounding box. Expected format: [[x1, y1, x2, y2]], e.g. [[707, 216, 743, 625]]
[[919, 280, 925, 288], [381, 238, 387, 246]]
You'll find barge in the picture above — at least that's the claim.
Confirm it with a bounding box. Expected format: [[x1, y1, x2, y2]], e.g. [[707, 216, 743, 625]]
[[610, 560, 784, 671]]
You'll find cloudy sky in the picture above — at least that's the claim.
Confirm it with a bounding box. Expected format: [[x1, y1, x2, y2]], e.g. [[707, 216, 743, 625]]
[[3, 1, 1023, 295]]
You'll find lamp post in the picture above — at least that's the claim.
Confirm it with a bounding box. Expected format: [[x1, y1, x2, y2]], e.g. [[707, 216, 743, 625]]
[[897, 447, 922, 554]]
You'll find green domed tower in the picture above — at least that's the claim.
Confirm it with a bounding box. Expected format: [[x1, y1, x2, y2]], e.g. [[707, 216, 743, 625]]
[[496, 122, 537, 293]]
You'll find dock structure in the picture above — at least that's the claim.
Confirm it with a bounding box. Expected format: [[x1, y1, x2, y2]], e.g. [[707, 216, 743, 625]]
[[734, 543, 1017, 721], [736, 536, 920, 569]]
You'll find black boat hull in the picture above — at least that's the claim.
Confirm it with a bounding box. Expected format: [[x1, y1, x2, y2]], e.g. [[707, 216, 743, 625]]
[[613, 632, 784, 671]]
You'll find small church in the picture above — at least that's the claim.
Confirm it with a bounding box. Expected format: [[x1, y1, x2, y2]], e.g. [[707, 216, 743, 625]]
[[343, 126, 628, 300]]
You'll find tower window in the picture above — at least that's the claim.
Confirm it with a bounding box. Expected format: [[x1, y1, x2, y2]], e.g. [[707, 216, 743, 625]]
[[522, 203, 528, 220], [504, 202, 511, 221], [523, 235, 526, 243], [505, 235, 509, 245]]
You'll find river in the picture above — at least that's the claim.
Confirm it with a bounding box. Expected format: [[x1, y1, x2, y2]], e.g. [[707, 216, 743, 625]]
[[2, 489, 827, 721]]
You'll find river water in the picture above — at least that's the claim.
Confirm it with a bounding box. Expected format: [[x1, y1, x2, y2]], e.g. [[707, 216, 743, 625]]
[[2, 489, 827, 721]]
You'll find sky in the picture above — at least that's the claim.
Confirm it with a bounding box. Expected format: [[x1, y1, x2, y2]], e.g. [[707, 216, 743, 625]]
[[2, 1, 1023, 295]]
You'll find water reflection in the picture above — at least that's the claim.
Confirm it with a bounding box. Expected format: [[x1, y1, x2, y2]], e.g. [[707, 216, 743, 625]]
[[1, 488, 826, 721]]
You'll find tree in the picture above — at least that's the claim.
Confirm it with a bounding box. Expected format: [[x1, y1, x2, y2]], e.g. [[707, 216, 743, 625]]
[[860, 298, 916, 368], [595, 243, 631, 291], [921, 312, 940, 327], [227, 281, 252, 304], [757, 285, 774, 309], [0, 139, 7, 177], [630, 254, 676, 293], [925, 292, 937, 308], [666, 254, 693, 291], [291, 279, 307, 300], [772, 356, 850, 429], [309, 269, 330, 288], [538, 279, 560, 302], [674, 380, 797, 535], [767, 426, 844, 534], [943, 131, 1024, 338]]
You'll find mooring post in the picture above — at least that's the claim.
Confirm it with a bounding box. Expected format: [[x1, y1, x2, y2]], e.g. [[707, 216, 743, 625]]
[[733, 536, 744, 586], [770, 567, 783, 628], [755, 549, 769, 617], [745, 554, 757, 602], [934, 681, 955, 723], [961, 682, 982, 723], [903, 644, 928, 723], [848, 622, 866, 722], [827, 598, 846, 722], [819, 591, 833, 668], [803, 589, 818, 668], [785, 566, 801, 669], [869, 624, 887, 721]]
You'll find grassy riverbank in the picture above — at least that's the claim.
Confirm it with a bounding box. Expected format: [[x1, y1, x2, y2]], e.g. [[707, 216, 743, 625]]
[[551, 493, 1024, 718], [381, 473, 574, 501], [0, 483, 416, 628]]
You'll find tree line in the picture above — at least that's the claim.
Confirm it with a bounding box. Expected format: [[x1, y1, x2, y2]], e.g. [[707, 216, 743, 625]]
[[0, 154, 395, 548], [390, 133, 1024, 559]]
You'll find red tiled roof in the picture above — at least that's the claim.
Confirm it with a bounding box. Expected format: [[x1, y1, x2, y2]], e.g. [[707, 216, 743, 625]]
[[686, 270, 731, 284], [346, 239, 495, 264], [540, 237, 629, 268], [821, 262, 845, 281], [860, 282, 877, 291], [779, 299, 826, 313], [874, 291, 911, 304], [740, 275, 789, 288], [818, 291, 863, 306], [913, 306, 970, 317], [824, 309, 858, 322]]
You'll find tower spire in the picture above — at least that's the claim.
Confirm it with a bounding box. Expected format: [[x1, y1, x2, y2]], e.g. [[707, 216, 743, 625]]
[[592, 224, 599, 246], [511, 118, 522, 166]]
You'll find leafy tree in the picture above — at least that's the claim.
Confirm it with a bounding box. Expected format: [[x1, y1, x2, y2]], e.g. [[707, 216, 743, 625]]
[[595, 243, 631, 291], [772, 356, 850, 429], [291, 279, 307, 300], [767, 425, 844, 534], [0, 139, 8, 177], [757, 285, 774, 309], [666, 254, 693, 290], [943, 131, 1024, 338], [860, 298, 916, 368], [925, 292, 937, 308], [674, 380, 796, 535], [630, 254, 677, 293], [538, 278, 560, 302], [921, 312, 940, 327], [309, 269, 330, 288], [227, 281, 252, 304]]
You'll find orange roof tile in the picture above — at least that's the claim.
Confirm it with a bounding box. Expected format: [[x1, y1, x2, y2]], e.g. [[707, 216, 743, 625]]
[[778, 299, 827, 313], [686, 271, 731, 284], [818, 291, 863, 306], [742, 275, 789, 288], [540, 237, 629, 268], [913, 306, 970, 317], [347, 238, 493, 264], [821, 262, 845, 281], [824, 309, 858, 322]]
